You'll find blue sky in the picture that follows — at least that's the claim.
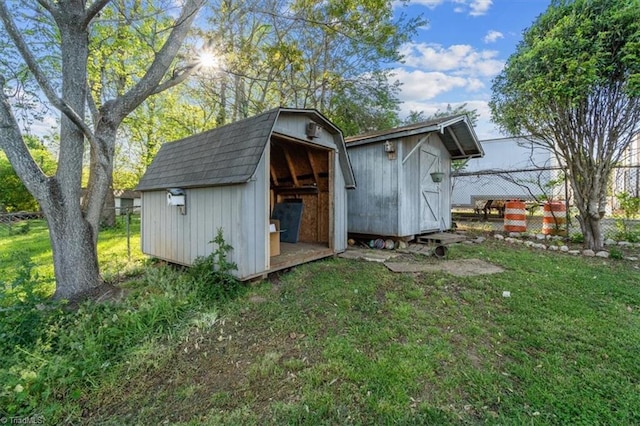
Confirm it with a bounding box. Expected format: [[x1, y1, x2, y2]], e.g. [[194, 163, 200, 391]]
[[393, 0, 551, 139]]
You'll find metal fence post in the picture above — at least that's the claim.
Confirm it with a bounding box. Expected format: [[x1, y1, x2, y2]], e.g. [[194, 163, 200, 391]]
[[126, 207, 131, 261]]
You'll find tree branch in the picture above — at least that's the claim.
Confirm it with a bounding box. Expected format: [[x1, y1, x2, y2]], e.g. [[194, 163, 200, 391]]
[[34, 0, 54, 15], [0, 0, 97, 146], [149, 63, 198, 96], [0, 75, 48, 202], [107, 0, 205, 120], [83, 0, 112, 27]]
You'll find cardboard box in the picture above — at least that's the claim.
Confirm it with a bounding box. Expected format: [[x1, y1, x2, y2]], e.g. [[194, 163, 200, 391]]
[[269, 219, 280, 256]]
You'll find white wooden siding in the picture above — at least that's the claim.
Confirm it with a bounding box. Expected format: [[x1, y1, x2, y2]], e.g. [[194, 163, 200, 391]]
[[348, 133, 452, 238], [347, 143, 400, 235], [398, 136, 420, 236], [334, 152, 348, 251], [273, 114, 336, 151], [140, 154, 269, 279]]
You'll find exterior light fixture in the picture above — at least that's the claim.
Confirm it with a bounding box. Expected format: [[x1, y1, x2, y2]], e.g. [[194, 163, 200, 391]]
[[383, 140, 396, 153], [166, 188, 186, 214]]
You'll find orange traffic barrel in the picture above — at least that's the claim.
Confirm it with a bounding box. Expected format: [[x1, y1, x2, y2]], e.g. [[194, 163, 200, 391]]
[[504, 201, 527, 233], [542, 201, 567, 235]]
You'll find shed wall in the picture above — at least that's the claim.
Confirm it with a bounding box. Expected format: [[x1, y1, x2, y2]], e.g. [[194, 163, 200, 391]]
[[273, 114, 336, 151], [333, 151, 349, 251], [347, 133, 452, 238], [140, 153, 269, 279], [347, 142, 400, 236]]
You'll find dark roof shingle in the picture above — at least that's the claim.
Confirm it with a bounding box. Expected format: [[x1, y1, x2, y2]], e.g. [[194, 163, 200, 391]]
[[136, 109, 279, 191]]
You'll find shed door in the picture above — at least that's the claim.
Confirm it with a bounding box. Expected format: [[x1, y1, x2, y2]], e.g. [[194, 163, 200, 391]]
[[420, 144, 440, 231]]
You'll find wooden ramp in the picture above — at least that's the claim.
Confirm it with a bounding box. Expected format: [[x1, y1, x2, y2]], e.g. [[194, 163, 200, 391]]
[[417, 232, 467, 245]]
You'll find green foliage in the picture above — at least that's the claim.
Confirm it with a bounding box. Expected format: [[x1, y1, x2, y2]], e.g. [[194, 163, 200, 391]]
[[195, 0, 424, 134], [613, 192, 640, 241], [569, 232, 585, 244], [0, 254, 54, 353], [0, 229, 244, 419], [492, 0, 640, 131], [188, 228, 243, 302], [609, 246, 624, 260], [0, 136, 57, 212], [490, 0, 640, 250], [616, 191, 640, 219]]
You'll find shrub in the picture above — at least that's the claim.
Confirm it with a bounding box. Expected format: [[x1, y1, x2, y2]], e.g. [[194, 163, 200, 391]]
[[609, 247, 624, 260], [189, 228, 243, 302], [569, 232, 584, 244]]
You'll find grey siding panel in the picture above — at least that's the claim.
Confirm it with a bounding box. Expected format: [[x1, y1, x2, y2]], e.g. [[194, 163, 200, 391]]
[[399, 134, 452, 235], [333, 154, 348, 252], [399, 137, 421, 236], [346, 133, 453, 238], [239, 151, 268, 277], [347, 143, 399, 235], [432, 134, 452, 231], [273, 114, 336, 150], [140, 186, 252, 277]]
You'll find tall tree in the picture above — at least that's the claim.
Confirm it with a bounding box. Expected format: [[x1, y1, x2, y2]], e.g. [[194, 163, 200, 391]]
[[490, 0, 640, 250], [196, 0, 422, 134], [403, 103, 479, 126], [0, 0, 205, 299]]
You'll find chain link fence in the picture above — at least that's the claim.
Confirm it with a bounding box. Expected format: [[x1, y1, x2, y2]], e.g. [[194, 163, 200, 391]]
[[1, 206, 141, 261], [452, 165, 640, 240], [0, 211, 44, 236]]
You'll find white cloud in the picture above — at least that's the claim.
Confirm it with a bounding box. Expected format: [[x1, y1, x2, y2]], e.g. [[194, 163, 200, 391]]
[[407, 0, 493, 16], [393, 69, 486, 102], [400, 42, 504, 78], [483, 30, 504, 44], [394, 69, 469, 101], [469, 0, 493, 16]]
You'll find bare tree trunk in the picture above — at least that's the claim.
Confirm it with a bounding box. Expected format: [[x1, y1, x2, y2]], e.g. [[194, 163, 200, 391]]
[[52, 11, 102, 297], [569, 167, 606, 251], [48, 204, 100, 299], [101, 186, 116, 227], [577, 213, 603, 251]]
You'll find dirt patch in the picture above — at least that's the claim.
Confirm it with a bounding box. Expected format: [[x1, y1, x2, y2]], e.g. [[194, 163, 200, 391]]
[[384, 258, 504, 276], [80, 306, 317, 423]]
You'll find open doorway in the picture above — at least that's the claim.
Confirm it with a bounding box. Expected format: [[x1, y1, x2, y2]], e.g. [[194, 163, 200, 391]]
[[268, 135, 334, 270]]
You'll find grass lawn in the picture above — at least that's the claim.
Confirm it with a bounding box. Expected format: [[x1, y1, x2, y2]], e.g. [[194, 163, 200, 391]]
[[2, 223, 639, 424], [0, 216, 145, 297], [79, 241, 639, 425]]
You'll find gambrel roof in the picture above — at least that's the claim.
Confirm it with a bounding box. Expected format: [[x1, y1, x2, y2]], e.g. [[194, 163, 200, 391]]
[[137, 108, 355, 191]]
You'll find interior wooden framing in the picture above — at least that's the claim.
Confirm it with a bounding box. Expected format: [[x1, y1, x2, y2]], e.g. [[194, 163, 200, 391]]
[[268, 133, 334, 265]]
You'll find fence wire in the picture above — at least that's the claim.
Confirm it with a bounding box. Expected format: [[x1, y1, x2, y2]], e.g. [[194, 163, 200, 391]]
[[451, 165, 640, 240], [0, 207, 140, 259]]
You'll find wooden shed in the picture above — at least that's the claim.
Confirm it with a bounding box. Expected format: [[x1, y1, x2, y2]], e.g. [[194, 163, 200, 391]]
[[136, 108, 355, 280], [345, 115, 483, 239]]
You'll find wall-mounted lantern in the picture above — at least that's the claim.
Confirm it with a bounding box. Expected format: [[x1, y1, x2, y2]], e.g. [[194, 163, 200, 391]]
[[384, 140, 397, 160], [383, 140, 396, 153], [167, 188, 186, 214], [430, 172, 445, 183]]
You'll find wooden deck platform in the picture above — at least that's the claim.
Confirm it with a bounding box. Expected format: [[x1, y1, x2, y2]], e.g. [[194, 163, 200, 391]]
[[268, 242, 334, 273], [416, 232, 467, 245]]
